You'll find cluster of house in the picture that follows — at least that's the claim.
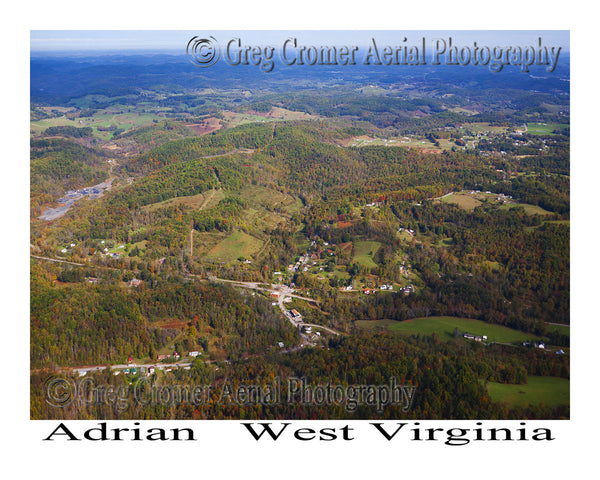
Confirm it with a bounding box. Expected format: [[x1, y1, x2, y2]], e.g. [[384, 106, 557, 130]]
[[121, 366, 153, 376], [463, 333, 488, 342], [114, 350, 204, 376], [402, 285, 415, 296], [157, 351, 181, 361], [288, 252, 315, 273], [398, 227, 415, 236], [60, 243, 77, 253], [286, 240, 339, 276], [362, 284, 413, 295]]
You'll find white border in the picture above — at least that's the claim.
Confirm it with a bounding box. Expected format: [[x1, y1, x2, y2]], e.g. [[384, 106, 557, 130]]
[[6, 1, 597, 477]]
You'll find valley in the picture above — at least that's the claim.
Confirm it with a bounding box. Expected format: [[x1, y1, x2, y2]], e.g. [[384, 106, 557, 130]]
[[30, 50, 570, 421]]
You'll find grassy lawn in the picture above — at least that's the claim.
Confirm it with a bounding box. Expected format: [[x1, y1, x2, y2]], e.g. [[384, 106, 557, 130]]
[[356, 316, 542, 343], [486, 376, 569, 407], [353, 240, 381, 269]]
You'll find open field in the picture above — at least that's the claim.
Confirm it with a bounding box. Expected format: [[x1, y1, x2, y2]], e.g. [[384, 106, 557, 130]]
[[192, 231, 227, 258], [526, 122, 569, 135], [221, 111, 274, 127], [266, 106, 317, 120], [500, 203, 552, 216], [440, 192, 482, 211], [242, 185, 298, 212], [185, 117, 222, 135], [439, 191, 553, 216], [467, 122, 510, 134], [30, 110, 164, 139], [546, 324, 570, 336], [353, 240, 381, 269], [356, 316, 543, 343], [141, 189, 224, 213], [447, 106, 479, 115], [205, 230, 264, 263], [486, 376, 569, 407]]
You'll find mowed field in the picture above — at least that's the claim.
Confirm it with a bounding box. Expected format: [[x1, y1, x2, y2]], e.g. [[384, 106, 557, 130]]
[[356, 316, 544, 343], [486, 376, 569, 407], [526, 122, 569, 135]]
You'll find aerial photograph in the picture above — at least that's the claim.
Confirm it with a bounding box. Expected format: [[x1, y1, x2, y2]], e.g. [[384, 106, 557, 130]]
[[29, 30, 570, 421]]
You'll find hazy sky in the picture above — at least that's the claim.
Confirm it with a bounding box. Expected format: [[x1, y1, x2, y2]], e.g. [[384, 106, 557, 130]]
[[30, 30, 569, 53]]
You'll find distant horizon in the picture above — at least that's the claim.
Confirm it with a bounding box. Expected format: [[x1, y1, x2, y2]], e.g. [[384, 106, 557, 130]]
[[31, 30, 570, 53]]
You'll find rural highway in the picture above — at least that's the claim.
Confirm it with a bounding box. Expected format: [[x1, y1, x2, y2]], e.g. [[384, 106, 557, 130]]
[[66, 362, 193, 375], [30, 254, 85, 266]]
